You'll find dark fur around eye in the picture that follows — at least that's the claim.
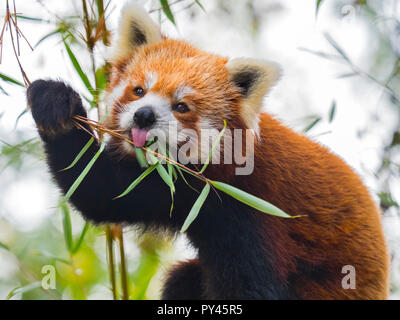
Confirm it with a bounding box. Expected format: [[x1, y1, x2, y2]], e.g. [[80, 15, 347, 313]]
[[173, 102, 189, 113], [133, 87, 145, 97]]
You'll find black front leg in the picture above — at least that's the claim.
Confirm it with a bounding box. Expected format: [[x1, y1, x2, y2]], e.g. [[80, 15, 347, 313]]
[[162, 259, 205, 299]]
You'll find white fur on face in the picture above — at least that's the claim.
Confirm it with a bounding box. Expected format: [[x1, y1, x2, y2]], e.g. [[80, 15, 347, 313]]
[[103, 80, 129, 116], [144, 72, 158, 90], [174, 85, 194, 101], [118, 92, 176, 131]]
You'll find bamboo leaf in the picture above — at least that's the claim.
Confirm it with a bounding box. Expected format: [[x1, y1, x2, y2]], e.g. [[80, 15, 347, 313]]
[[194, 0, 206, 12], [0, 84, 8, 95], [378, 192, 399, 209], [336, 72, 358, 78], [72, 222, 90, 254], [211, 181, 293, 218], [181, 183, 210, 233], [135, 147, 149, 168], [32, 251, 71, 265], [63, 38, 95, 95], [148, 152, 175, 193], [61, 140, 106, 203], [303, 117, 321, 132], [200, 120, 227, 174], [160, 0, 176, 25], [95, 67, 107, 93], [175, 165, 199, 193], [60, 203, 73, 252], [0, 73, 24, 87], [14, 108, 29, 128], [35, 29, 62, 47], [0, 241, 10, 251], [324, 33, 350, 62], [114, 163, 158, 199], [316, 0, 324, 16], [329, 100, 336, 123], [155, 163, 175, 193], [6, 282, 42, 300], [61, 137, 94, 171], [15, 15, 49, 23]]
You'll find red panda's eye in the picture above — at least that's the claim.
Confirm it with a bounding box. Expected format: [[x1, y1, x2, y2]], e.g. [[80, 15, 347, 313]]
[[133, 87, 145, 97], [173, 102, 189, 114]]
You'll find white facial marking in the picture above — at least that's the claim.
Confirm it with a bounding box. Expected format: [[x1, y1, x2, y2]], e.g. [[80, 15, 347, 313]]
[[104, 80, 128, 114], [174, 85, 194, 101], [144, 72, 158, 90], [118, 92, 172, 130]]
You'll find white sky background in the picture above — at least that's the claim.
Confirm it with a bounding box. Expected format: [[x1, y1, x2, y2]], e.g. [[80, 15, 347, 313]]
[[0, 0, 399, 298]]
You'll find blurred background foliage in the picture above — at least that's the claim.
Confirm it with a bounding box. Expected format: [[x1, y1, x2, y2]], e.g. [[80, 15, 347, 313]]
[[0, 0, 399, 299]]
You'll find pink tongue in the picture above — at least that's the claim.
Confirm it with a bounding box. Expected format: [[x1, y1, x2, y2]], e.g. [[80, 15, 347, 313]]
[[131, 128, 148, 148]]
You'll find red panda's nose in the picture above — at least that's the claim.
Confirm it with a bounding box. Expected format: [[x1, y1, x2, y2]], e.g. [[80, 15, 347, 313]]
[[134, 106, 156, 128]]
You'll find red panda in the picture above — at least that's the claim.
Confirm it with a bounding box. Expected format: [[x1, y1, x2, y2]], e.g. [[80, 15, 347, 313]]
[[27, 3, 389, 299]]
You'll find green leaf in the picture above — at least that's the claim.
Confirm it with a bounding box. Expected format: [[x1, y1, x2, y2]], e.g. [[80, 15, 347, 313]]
[[148, 152, 175, 193], [175, 165, 199, 193], [63, 38, 95, 95], [95, 67, 107, 93], [0, 241, 10, 251], [378, 192, 399, 209], [82, 95, 97, 108], [200, 120, 227, 174], [14, 108, 29, 128], [156, 163, 175, 193], [0, 84, 8, 95], [181, 183, 210, 233], [72, 222, 90, 254], [15, 15, 49, 23], [328, 100, 336, 123], [336, 72, 358, 78], [211, 181, 292, 218], [160, 0, 176, 25], [35, 29, 62, 47], [167, 157, 175, 215], [7, 282, 42, 300], [316, 0, 324, 16], [324, 33, 350, 62], [61, 140, 106, 203], [194, 0, 206, 12], [135, 147, 149, 168], [61, 137, 94, 171], [390, 131, 400, 148], [60, 203, 73, 253], [32, 251, 70, 265], [303, 117, 321, 132], [114, 163, 158, 199], [0, 73, 24, 87]]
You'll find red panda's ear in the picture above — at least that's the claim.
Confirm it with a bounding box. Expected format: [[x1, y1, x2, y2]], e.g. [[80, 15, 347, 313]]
[[110, 3, 162, 61], [227, 58, 281, 129]]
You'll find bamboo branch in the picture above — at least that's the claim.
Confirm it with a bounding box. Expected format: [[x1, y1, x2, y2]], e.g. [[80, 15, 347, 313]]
[[116, 227, 129, 300], [105, 225, 117, 300]]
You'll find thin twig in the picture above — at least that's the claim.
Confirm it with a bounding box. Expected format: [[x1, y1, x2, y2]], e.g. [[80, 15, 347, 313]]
[[73, 115, 210, 182], [1, 0, 31, 86]]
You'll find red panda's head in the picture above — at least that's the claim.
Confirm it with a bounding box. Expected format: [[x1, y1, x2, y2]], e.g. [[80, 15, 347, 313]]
[[104, 3, 280, 162]]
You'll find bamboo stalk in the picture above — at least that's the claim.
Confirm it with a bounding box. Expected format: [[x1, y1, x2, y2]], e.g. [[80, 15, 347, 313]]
[[116, 227, 129, 300], [105, 225, 117, 300]]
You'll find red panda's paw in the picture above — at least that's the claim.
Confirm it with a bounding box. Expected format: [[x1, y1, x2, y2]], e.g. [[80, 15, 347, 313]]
[[27, 80, 87, 138]]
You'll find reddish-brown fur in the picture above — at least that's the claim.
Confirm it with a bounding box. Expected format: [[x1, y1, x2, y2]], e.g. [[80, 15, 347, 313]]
[[106, 35, 389, 299]]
